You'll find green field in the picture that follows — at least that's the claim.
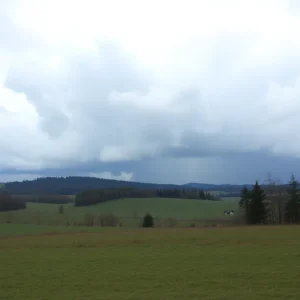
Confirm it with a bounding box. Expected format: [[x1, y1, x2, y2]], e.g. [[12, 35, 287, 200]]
[[0, 224, 299, 300], [0, 197, 239, 227], [0, 223, 108, 237]]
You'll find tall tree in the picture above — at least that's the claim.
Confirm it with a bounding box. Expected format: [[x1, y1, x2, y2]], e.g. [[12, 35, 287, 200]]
[[249, 181, 267, 224], [239, 186, 251, 224], [264, 173, 285, 224], [285, 174, 300, 223]]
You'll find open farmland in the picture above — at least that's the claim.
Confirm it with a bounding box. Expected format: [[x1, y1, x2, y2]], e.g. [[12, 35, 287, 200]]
[[71, 197, 239, 218], [0, 197, 239, 227], [0, 225, 299, 300]]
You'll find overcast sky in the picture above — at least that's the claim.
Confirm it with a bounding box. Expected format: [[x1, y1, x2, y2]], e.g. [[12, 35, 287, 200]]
[[1, 0, 300, 184]]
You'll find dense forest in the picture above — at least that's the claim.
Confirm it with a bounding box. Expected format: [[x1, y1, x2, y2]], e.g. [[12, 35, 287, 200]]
[[239, 175, 300, 224], [75, 187, 218, 207], [3, 176, 184, 195], [0, 177, 218, 211], [0, 186, 217, 211], [0, 190, 26, 212], [3, 176, 251, 195]]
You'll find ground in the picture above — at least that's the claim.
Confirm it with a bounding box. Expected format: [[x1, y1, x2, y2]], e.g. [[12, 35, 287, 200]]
[[0, 224, 299, 300], [0, 197, 239, 226]]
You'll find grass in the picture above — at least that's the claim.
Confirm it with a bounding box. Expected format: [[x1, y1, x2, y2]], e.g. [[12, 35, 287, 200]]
[[0, 223, 107, 237], [0, 225, 300, 299], [69, 197, 239, 218], [0, 197, 239, 226]]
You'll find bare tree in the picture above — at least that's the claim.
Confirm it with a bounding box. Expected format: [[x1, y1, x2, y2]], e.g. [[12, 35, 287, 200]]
[[263, 173, 287, 224]]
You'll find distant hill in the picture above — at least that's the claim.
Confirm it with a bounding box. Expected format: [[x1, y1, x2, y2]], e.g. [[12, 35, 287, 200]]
[[183, 183, 253, 192], [4, 176, 184, 195], [2, 176, 254, 195]]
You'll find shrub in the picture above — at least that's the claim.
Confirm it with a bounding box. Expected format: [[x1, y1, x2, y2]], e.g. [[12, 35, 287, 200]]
[[83, 213, 95, 226], [94, 214, 120, 227], [58, 205, 64, 214], [6, 213, 13, 224], [142, 213, 154, 228], [101, 214, 119, 227]]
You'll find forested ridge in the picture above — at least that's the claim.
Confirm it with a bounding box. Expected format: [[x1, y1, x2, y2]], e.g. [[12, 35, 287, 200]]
[[3, 176, 248, 195], [0, 177, 218, 211]]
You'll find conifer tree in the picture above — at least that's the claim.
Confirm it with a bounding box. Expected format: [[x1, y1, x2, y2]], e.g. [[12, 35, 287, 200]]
[[285, 174, 300, 223], [249, 181, 267, 224], [142, 213, 154, 228], [239, 186, 251, 224]]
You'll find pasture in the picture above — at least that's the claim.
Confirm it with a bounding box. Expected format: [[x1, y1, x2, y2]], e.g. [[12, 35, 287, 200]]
[[0, 197, 239, 227], [0, 225, 299, 299]]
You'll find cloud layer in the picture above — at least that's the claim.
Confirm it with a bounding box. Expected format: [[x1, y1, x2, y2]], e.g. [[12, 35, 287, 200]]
[[1, 0, 300, 184]]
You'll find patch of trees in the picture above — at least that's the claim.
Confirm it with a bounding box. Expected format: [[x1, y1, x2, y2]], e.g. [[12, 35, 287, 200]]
[[239, 175, 300, 224], [82, 213, 121, 227], [75, 188, 157, 206], [184, 183, 253, 192], [0, 191, 26, 212], [285, 175, 300, 223], [15, 194, 74, 204], [199, 190, 219, 200], [75, 187, 219, 207], [156, 188, 219, 200], [218, 192, 240, 198]]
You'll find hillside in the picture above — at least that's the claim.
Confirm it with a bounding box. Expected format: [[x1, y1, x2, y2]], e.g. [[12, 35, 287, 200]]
[[71, 197, 239, 219], [184, 182, 253, 191], [3, 176, 251, 195], [4, 176, 186, 195], [0, 197, 240, 226]]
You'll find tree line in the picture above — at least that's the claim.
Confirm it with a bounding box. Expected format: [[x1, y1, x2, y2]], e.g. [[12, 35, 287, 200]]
[[0, 191, 26, 211], [0, 185, 218, 211], [239, 175, 300, 224], [3, 176, 186, 195], [3, 176, 250, 195], [156, 188, 218, 200], [75, 187, 218, 207]]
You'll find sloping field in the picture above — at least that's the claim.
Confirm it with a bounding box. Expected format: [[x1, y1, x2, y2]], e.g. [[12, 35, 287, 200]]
[[70, 197, 239, 218], [0, 197, 239, 226], [0, 225, 299, 300]]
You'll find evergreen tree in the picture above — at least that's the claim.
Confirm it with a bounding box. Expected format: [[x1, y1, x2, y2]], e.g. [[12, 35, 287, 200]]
[[249, 181, 267, 224], [285, 174, 300, 223], [239, 186, 251, 224], [142, 213, 154, 228], [199, 190, 205, 200]]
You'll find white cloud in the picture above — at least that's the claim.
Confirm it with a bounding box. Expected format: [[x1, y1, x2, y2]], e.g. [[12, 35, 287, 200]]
[[1, 0, 300, 183], [84, 171, 133, 181]]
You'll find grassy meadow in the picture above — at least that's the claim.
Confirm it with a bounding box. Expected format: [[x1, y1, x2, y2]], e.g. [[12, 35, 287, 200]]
[[0, 225, 300, 300], [0, 197, 239, 227]]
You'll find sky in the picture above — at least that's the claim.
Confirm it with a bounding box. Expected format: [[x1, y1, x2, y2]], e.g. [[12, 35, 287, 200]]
[[1, 0, 300, 185]]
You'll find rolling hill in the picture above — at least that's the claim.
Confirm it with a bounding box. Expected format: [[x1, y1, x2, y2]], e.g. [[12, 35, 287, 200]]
[[2, 176, 253, 195]]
